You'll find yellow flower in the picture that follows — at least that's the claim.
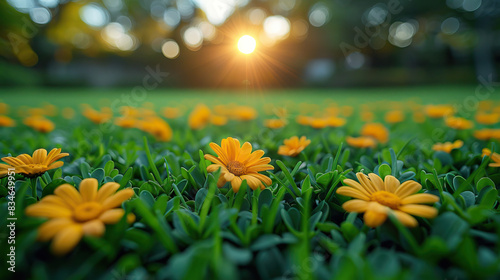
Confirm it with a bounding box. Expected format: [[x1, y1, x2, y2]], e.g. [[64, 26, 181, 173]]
[[264, 119, 286, 129], [385, 110, 405, 124], [309, 117, 329, 129], [82, 105, 112, 124], [445, 117, 474, 130], [475, 113, 499, 125], [346, 136, 377, 149], [211, 115, 228, 126], [337, 173, 439, 227], [231, 106, 258, 121], [482, 148, 500, 167], [426, 105, 454, 118], [0, 115, 16, 127], [120, 106, 140, 118], [137, 117, 172, 142], [204, 137, 274, 192], [188, 104, 211, 130], [361, 123, 389, 144], [115, 117, 137, 128], [24, 116, 55, 133], [0, 148, 68, 178], [327, 117, 346, 127], [474, 129, 500, 141], [432, 140, 463, 153], [25, 179, 135, 255], [278, 136, 311, 157], [296, 115, 312, 126]]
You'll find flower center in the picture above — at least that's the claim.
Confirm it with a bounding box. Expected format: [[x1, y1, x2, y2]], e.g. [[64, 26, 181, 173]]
[[73, 202, 103, 222], [371, 191, 401, 209], [227, 161, 247, 176]]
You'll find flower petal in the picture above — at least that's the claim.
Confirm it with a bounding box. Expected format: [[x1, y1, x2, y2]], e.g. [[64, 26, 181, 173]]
[[336, 187, 370, 200], [25, 203, 73, 218], [51, 224, 83, 255], [356, 172, 378, 193], [99, 209, 126, 224], [37, 218, 74, 241], [399, 204, 438, 219], [384, 175, 400, 193], [54, 184, 83, 208], [364, 210, 387, 228], [33, 149, 48, 164], [230, 176, 243, 192], [342, 179, 372, 197], [342, 199, 369, 213], [79, 178, 98, 202], [394, 181, 422, 198], [102, 188, 135, 210], [82, 220, 105, 237], [401, 193, 439, 205], [209, 143, 228, 164], [392, 210, 418, 227], [96, 182, 120, 203], [368, 173, 385, 191]]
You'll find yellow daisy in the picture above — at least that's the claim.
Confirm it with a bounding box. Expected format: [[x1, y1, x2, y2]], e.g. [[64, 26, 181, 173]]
[[337, 173, 439, 227], [25, 179, 135, 255], [278, 136, 311, 157], [346, 136, 377, 149], [0, 148, 69, 178], [205, 137, 274, 192], [482, 148, 500, 167], [361, 123, 389, 144], [432, 140, 464, 153]]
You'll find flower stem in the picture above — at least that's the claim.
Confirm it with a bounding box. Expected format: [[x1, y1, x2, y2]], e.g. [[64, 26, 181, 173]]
[[30, 177, 38, 199]]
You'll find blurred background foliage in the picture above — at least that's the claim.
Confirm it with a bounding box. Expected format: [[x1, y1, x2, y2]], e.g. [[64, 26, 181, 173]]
[[0, 0, 499, 87]]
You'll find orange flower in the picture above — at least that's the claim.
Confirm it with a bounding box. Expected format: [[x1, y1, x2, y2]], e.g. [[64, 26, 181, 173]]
[[278, 136, 311, 157], [474, 129, 500, 141], [385, 110, 404, 124], [327, 117, 346, 127], [346, 136, 377, 149], [82, 105, 112, 124], [432, 140, 463, 153], [211, 115, 228, 126], [0, 115, 15, 127], [231, 106, 258, 121], [0, 148, 68, 178], [137, 117, 172, 142], [296, 115, 312, 126], [426, 105, 454, 118], [361, 123, 389, 144], [188, 104, 211, 130], [25, 179, 135, 255], [445, 117, 474, 130], [482, 148, 500, 167], [204, 137, 274, 192], [115, 117, 137, 128], [337, 173, 439, 227], [475, 113, 499, 125], [264, 119, 286, 129], [309, 118, 329, 129], [24, 116, 54, 133]]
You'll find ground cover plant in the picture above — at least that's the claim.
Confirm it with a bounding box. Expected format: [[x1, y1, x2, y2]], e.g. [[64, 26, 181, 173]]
[[1, 87, 500, 280]]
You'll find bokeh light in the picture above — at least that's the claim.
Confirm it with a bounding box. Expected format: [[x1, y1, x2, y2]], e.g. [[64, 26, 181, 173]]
[[238, 35, 256, 54]]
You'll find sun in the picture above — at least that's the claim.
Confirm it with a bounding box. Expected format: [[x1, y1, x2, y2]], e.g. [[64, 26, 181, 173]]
[[238, 35, 256, 54]]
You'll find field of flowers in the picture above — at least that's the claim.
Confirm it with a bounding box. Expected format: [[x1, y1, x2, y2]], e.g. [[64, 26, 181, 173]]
[[1, 87, 500, 280]]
